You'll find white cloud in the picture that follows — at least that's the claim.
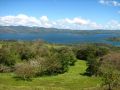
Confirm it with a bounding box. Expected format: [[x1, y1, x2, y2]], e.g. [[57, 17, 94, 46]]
[[0, 14, 120, 30], [60, 17, 89, 25], [99, 0, 120, 15], [112, 0, 120, 6], [73, 18, 89, 25], [105, 20, 120, 29], [99, 0, 120, 6], [0, 14, 41, 26], [99, 0, 108, 5], [39, 16, 53, 27], [40, 16, 49, 22], [88, 22, 103, 29]]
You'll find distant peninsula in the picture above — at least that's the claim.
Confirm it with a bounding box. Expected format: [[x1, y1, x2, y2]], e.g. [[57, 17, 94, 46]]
[[106, 37, 120, 42]]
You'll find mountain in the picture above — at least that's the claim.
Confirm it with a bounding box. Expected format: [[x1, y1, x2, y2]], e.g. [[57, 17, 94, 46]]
[[0, 26, 120, 35], [0, 26, 60, 33]]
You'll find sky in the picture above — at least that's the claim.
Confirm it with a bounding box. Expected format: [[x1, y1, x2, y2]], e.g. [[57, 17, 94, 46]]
[[0, 0, 120, 30]]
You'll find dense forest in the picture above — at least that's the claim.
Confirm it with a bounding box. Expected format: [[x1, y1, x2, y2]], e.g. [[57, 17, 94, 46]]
[[0, 40, 120, 90]]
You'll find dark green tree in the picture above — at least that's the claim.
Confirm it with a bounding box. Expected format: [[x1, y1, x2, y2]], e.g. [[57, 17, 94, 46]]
[[86, 54, 100, 76]]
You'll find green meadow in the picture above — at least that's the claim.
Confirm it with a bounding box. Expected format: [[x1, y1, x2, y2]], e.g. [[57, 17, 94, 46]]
[[0, 60, 101, 90]]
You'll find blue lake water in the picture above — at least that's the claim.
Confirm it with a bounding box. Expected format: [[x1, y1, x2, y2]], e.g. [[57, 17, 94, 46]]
[[0, 33, 120, 46]]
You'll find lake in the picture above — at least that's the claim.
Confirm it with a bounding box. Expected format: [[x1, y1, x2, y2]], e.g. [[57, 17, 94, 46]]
[[0, 33, 120, 46]]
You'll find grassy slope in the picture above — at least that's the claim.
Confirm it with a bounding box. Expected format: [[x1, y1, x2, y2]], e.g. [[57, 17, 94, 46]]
[[0, 60, 101, 90]]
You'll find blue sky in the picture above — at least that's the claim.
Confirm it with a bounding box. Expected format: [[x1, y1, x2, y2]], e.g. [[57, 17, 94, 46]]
[[0, 0, 120, 30]]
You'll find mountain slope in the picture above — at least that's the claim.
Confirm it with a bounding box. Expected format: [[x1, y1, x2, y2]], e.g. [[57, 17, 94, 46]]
[[0, 26, 120, 34]]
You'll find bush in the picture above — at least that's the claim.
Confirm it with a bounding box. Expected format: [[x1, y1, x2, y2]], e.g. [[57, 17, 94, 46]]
[[14, 41, 50, 61], [0, 47, 20, 66], [76, 46, 109, 60], [29, 57, 47, 76], [57, 47, 76, 73], [17, 44, 36, 60], [0, 41, 77, 78], [15, 62, 36, 80], [100, 63, 120, 90], [76, 45, 109, 76], [100, 53, 120, 90], [0, 64, 12, 73], [96, 46, 109, 57], [34, 47, 76, 75], [20, 55, 62, 76], [76, 46, 97, 60], [86, 55, 100, 76], [43, 54, 62, 75]]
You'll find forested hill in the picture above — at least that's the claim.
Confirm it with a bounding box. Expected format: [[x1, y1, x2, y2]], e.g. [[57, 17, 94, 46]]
[[0, 26, 120, 34]]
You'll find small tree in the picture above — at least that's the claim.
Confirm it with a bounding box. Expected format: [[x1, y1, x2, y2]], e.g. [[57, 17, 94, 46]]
[[86, 54, 100, 76]]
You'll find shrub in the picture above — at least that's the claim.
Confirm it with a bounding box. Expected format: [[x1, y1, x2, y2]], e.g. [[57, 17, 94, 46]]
[[0, 47, 20, 66], [35, 45, 50, 57], [96, 46, 109, 57], [100, 53, 120, 90], [76, 46, 109, 60], [100, 63, 120, 90], [0, 41, 77, 77], [15, 62, 36, 80], [76, 46, 97, 60], [34, 47, 76, 75], [29, 57, 47, 76], [76, 46, 109, 76], [57, 47, 76, 73], [43, 54, 62, 75], [86, 55, 100, 76], [0, 64, 12, 73], [24, 56, 62, 76], [15, 41, 50, 61], [18, 45, 35, 60]]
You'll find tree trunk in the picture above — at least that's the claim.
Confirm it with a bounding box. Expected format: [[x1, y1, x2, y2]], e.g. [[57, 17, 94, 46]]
[[108, 83, 112, 90]]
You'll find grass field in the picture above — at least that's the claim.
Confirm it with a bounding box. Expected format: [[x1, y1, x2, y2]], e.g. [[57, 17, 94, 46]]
[[0, 60, 101, 90]]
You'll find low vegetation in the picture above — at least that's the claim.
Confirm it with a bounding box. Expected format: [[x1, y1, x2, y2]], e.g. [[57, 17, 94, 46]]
[[100, 53, 120, 90], [0, 41, 76, 79], [0, 41, 120, 90]]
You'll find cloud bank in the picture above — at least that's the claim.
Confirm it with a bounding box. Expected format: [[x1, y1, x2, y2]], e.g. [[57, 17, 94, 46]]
[[99, 0, 120, 6], [0, 14, 120, 30], [99, 0, 120, 15]]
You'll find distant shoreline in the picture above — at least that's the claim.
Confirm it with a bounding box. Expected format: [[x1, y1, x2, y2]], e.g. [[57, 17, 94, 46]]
[[106, 37, 120, 42]]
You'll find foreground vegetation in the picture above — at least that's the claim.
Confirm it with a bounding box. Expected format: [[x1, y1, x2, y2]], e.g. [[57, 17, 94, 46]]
[[0, 60, 101, 90], [0, 41, 120, 90]]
